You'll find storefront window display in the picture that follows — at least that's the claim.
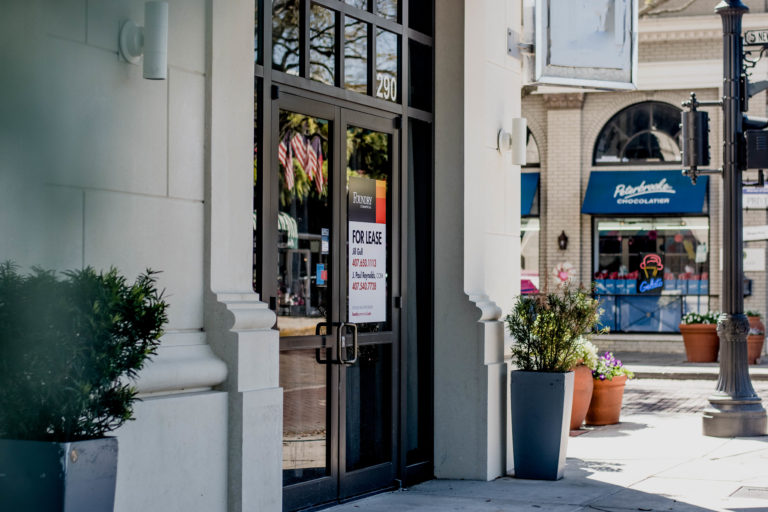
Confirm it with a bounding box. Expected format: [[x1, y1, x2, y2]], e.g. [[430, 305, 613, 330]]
[[593, 217, 709, 332]]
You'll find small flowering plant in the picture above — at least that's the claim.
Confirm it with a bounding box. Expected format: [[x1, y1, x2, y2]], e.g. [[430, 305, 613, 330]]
[[592, 351, 634, 381], [570, 336, 598, 370]]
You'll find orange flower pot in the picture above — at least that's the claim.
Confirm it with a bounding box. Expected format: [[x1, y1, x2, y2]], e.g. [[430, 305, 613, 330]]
[[570, 365, 594, 430], [748, 334, 764, 365], [585, 374, 627, 426], [679, 323, 719, 362]]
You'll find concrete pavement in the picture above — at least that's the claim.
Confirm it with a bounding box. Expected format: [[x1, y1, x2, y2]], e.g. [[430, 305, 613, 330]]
[[322, 367, 768, 512]]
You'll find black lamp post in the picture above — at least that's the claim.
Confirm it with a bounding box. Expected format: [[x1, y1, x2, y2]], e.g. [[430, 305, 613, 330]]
[[703, 0, 767, 437]]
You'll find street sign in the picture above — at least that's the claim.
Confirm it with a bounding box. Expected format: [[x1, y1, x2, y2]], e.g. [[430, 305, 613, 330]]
[[743, 186, 768, 208], [744, 225, 768, 241], [745, 29, 768, 45]]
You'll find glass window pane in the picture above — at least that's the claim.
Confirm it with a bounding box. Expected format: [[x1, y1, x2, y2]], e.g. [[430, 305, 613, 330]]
[[347, 126, 391, 333], [375, 29, 398, 102], [345, 17, 368, 93], [310, 4, 336, 86], [525, 129, 541, 166], [272, 0, 300, 75], [409, 0, 432, 36], [376, 0, 397, 21], [281, 349, 330, 485], [521, 218, 540, 294], [277, 111, 331, 338], [405, 118, 433, 466], [408, 39, 431, 111], [346, 344, 392, 471], [594, 217, 710, 332], [594, 102, 682, 164], [345, 0, 368, 9]]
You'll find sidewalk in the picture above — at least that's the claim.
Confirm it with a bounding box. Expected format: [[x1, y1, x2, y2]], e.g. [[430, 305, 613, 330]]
[[322, 354, 768, 512], [615, 351, 768, 381]]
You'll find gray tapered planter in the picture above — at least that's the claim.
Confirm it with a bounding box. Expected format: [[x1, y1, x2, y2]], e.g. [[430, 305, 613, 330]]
[[0, 437, 117, 511], [510, 370, 574, 480]]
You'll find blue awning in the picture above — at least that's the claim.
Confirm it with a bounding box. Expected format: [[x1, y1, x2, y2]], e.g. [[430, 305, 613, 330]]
[[582, 170, 708, 215], [521, 172, 539, 216]]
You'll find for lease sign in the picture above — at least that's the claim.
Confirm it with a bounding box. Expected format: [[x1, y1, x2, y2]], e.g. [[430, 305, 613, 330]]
[[348, 176, 387, 323]]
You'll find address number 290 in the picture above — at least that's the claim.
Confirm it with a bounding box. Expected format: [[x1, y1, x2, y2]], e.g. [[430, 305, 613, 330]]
[[376, 73, 397, 101]]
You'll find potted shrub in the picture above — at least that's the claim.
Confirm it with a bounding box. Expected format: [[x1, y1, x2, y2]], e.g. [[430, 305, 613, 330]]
[[0, 263, 168, 511], [679, 311, 720, 362], [747, 311, 765, 364], [506, 283, 605, 480], [585, 352, 634, 426], [570, 336, 598, 430]]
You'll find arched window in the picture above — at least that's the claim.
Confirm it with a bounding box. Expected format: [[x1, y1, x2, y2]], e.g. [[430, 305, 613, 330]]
[[593, 101, 682, 165], [525, 129, 540, 167]]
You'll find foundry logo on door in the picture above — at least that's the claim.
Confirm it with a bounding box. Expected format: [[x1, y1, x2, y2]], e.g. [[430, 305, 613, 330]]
[[349, 176, 386, 223]]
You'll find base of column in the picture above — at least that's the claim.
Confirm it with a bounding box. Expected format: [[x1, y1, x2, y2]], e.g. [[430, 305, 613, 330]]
[[702, 396, 767, 437]]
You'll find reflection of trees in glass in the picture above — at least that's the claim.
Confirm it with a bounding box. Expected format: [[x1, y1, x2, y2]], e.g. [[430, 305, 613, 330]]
[[345, 17, 368, 93], [279, 112, 330, 206], [346, 0, 368, 9], [272, 0, 300, 75], [347, 128, 389, 182], [376, 29, 397, 101], [310, 5, 335, 85], [376, 0, 397, 20]]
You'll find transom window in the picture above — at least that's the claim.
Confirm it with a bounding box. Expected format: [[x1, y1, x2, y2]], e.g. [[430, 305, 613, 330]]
[[593, 101, 682, 165], [271, 0, 404, 103]]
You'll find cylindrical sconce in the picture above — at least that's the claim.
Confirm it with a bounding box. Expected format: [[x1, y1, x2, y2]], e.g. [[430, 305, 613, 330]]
[[119, 1, 169, 80], [558, 231, 568, 250], [497, 117, 527, 165]]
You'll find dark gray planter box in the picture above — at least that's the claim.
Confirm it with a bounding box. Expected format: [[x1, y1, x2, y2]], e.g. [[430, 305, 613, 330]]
[[509, 370, 574, 480], [0, 437, 117, 511]]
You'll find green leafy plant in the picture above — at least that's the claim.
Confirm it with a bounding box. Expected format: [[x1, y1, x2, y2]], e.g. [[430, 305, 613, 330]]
[[746, 310, 762, 319], [506, 283, 607, 372], [571, 336, 598, 370], [0, 263, 168, 442], [681, 311, 720, 325], [592, 352, 634, 381]]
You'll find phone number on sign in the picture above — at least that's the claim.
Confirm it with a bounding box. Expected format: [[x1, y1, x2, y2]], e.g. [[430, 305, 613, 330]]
[[351, 281, 377, 291], [351, 258, 377, 267]]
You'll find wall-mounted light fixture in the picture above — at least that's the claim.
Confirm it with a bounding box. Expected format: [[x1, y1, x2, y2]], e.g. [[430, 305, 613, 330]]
[[558, 231, 568, 250], [119, 1, 168, 80], [497, 117, 527, 165]]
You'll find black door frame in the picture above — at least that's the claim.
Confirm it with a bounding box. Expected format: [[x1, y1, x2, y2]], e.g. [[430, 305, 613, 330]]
[[270, 92, 401, 510]]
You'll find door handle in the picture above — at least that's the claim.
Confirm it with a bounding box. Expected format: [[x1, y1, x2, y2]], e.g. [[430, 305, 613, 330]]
[[337, 322, 358, 366], [315, 322, 335, 365]]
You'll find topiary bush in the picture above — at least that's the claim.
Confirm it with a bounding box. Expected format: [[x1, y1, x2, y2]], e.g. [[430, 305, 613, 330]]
[[0, 263, 168, 442], [506, 283, 607, 373]]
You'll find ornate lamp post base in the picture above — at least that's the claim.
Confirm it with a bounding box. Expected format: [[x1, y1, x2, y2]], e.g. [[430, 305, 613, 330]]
[[703, 399, 767, 437], [703, 314, 767, 437]]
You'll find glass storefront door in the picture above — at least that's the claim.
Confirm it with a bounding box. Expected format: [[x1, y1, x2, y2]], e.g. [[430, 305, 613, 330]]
[[269, 94, 399, 511]]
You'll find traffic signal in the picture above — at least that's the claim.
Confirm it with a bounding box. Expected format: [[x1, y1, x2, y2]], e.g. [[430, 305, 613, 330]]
[[681, 109, 710, 170]]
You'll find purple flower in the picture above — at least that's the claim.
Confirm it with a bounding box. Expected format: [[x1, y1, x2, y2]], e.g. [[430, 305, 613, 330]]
[[599, 374, 605, 381]]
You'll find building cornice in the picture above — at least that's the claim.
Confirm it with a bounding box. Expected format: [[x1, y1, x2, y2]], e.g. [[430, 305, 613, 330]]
[[640, 12, 768, 42]]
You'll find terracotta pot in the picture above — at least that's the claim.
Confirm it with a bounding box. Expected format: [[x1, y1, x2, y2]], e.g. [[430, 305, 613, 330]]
[[679, 323, 719, 362], [570, 365, 594, 430], [748, 315, 765, 334], [748, 334, 764, 364], [585, 374, 627, 426]]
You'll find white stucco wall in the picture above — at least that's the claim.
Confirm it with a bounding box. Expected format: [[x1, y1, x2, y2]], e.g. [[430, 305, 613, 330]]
[[0, 1, 245, 510], [433, 0, 522, 481]]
